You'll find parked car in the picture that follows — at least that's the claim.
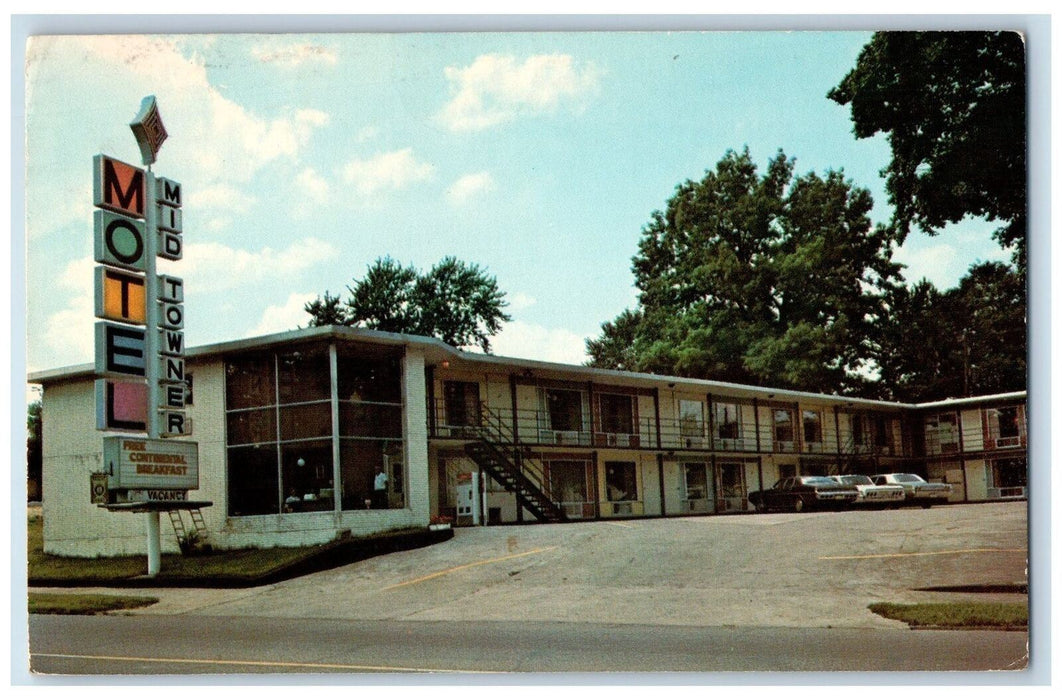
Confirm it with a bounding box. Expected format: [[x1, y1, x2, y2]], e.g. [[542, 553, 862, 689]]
[[870, 473, 951, 507], [749, 476, 859, 512], [828, 474, 906, 507]]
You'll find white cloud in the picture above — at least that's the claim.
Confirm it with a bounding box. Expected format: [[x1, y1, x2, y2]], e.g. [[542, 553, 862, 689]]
[[446, 171, 495, 206], [251, 43, 338, 68], [187, 183, 256, 214], [438, 53, 602, 132], [246, 292, 319, 336], [33, 257, 96, 369], [293, 167, 331, 216], [181, 238, 338, 292], [341, 148, 435, 197], [489, 320, 589, 366], [507, 292, 537, 311]]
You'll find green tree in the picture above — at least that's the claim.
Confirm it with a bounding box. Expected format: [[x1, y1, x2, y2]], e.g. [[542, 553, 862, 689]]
[[828, 31, 1026, 269], [588, 148, 901, 395], [27, 400, 42, 501], [305, 256, 511, 353], [877, 262, 1026, 402]]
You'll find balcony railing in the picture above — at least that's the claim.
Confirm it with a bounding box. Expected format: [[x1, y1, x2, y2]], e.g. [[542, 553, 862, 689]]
[[430, 399, 916, 456]]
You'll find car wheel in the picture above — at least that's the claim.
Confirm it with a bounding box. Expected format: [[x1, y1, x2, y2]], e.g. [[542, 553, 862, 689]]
[[792, 497, 804, 513], [921, 502, 932, 509]]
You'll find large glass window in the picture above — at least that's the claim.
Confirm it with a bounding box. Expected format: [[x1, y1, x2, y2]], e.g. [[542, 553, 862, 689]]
[[925, 412, 959, 454], [988, 406, 1023, 447], [225, 342, 405, 516]]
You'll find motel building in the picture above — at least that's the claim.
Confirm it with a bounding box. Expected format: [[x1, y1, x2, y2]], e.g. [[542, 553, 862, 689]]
[[29, 325, 1028, 558]]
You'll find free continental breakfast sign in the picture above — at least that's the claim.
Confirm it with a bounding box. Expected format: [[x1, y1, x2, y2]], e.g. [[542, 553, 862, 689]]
[[103, 436, 198, 491]]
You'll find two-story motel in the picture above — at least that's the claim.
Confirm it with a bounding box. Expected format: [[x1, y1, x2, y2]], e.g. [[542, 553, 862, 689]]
[[29, 325, 1028, 557]]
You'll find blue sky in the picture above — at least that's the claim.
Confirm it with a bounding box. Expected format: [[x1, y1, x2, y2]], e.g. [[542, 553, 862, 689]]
[[24, 31, 1012, 373]]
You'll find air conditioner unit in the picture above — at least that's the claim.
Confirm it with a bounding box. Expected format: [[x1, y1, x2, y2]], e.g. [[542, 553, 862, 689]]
[[996, 436, 1021, 448], [555, 430, 579, 445]]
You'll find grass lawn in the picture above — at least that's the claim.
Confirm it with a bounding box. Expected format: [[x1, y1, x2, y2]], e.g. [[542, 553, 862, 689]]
[[869, 602, 1028, 629], [29, 592, 159, 615], [28, 508, 442, 584]]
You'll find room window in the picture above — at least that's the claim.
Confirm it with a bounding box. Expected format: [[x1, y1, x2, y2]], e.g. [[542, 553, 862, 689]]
[[773, 408, 794, 445], [605, 461, 638, 502], [988, 406, 1022, 446], [679, 400, 705, 438], [802, 410, 822, 445], [714, 402, 741, 441], [444, 381, 481, 427], [599, 393, 634, 434], [545, 389, 585, 432]]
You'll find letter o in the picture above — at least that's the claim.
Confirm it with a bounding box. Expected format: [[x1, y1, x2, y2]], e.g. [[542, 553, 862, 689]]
[[105, 219, 144, 265]]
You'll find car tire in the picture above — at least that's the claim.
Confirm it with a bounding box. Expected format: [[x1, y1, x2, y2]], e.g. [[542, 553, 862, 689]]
[[792, 497, 804, 513], [921, 503, 932, 509]]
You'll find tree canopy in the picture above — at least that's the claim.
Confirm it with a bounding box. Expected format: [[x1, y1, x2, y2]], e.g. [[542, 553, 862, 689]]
[[305, 256, 511, 353], [828, 31, 1026, 269], [876, 262, 1026, 402], [588, 148, 902, 396]]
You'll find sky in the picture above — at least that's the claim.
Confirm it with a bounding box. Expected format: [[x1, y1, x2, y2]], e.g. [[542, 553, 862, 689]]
[[23, 29, 1014, 374]]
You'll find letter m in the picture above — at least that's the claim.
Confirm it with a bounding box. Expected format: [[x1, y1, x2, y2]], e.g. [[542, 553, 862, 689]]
[[94, 155, 145, 218]]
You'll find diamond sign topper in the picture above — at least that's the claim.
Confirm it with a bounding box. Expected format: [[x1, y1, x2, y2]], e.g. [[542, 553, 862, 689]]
[[130, 95, 168, 166]]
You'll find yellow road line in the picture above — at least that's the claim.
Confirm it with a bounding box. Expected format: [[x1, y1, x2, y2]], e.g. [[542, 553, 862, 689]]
[[32, 652, 490, 674], [820, 547, 1027, 561], [381, 546, 558, 591]]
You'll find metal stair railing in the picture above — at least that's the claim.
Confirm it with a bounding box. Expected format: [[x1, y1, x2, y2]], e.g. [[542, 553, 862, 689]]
[[463, 406, 566, 522]]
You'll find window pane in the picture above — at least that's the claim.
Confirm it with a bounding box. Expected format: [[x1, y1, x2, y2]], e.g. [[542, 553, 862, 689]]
[[279, 402, 332, 441], [679, 400, 704, 436], [277, 344, 331, 405], [339, 439, 404, 510], [227, 408, 277, 446], [802, 410, 822, 443], [225, 353, 275, 410], [774, 409, 793, 442], [444, 381, 481, 426], [227, 444, 279, 516], [716, 403, 739, 439], [548, 460, 588, 503], [339, 402, 403, 438], [281, 441, 334, 513], [338, 351, 402, 404]]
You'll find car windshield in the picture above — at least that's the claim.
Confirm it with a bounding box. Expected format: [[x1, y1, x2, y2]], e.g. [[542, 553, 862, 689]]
[[801, 477, 838, 486], [837, 475, 872, 486], [892, 474, 925, 483]]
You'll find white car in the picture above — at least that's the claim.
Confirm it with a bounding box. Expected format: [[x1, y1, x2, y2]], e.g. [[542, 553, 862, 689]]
[[870, 473, 952, 507], [829, 474, 906, 507]]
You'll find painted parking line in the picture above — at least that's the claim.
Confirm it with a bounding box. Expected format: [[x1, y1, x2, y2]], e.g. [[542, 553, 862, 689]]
[[381, 546, 558, 591], [606, 521, 634, 529], [32, 652, 490, 674], [820, 547, 1027, 561]]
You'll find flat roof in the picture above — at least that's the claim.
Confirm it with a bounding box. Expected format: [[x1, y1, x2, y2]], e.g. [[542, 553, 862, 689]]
[[28, 325, 1025, 412]]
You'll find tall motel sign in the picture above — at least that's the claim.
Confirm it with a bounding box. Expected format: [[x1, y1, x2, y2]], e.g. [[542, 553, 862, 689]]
[[91, 96, 208, 576]]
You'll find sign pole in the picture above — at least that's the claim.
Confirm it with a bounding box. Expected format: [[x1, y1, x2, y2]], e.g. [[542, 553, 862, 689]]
[[144, 169, 161, 576]]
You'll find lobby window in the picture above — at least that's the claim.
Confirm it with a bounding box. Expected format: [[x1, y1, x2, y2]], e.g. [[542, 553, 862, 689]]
[[224, 342, 405, 517]]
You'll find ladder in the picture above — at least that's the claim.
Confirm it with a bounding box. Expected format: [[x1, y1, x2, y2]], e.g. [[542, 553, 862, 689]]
[[167, 508, 209, 550]]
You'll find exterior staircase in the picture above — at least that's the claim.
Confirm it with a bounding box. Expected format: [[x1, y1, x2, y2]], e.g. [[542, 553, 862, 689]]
[[461, 408, 567, 523]]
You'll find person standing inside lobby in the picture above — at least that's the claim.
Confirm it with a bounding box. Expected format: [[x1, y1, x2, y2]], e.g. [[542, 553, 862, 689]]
[[373, 465, 389, 508]]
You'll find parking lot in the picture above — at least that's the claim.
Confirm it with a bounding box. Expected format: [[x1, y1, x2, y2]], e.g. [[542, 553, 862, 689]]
[[58, 501, 1028, 630]]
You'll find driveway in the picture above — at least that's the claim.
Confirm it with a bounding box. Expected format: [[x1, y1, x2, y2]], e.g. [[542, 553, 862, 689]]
[[39, 501, 1028, 630]]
